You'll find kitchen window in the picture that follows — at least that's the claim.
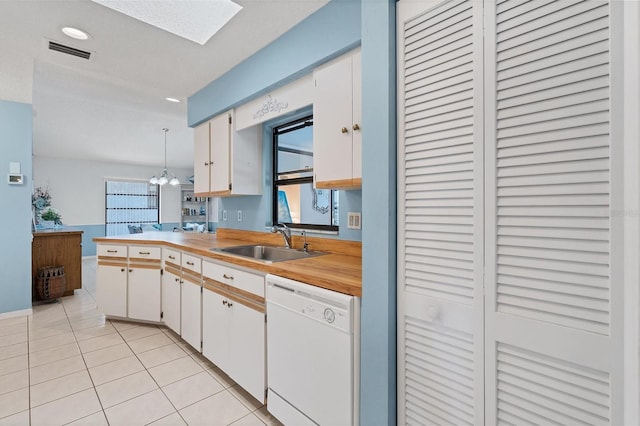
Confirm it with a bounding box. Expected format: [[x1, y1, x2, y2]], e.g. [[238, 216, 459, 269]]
[[105, 180, 160, 236], [272, 116, 338, 232]]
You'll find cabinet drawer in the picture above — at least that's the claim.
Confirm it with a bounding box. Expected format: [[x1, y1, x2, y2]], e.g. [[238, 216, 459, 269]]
[[163, 248, 181, 266], [203, 261, 265, 298], [97, 244, 127, 258], [129, 246, 161, 261], [182, 253, 202, 274]]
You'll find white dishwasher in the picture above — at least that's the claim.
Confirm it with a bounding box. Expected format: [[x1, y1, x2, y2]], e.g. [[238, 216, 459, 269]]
[[266, 274, 359, 426]]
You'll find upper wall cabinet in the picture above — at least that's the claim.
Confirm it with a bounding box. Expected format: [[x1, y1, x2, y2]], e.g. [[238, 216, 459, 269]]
[[194, 110, 262, 197], [313, 48, 362, 190]]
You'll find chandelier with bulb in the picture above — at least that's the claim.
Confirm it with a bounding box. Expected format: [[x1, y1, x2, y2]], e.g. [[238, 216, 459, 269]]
[[150, 128, 179, 186]]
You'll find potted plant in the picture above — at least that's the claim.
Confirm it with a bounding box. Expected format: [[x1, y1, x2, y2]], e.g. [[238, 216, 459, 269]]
[[40, 207, 62, 227]]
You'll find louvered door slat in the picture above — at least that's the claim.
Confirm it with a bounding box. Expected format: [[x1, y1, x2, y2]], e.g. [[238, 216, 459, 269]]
[[497, 3, 608, 51], [496, 0, 583, 33], [399, 0, 483, 423]]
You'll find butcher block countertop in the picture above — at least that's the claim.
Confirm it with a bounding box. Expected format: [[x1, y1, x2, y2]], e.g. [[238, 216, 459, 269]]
[[94, 228, 362, 297]]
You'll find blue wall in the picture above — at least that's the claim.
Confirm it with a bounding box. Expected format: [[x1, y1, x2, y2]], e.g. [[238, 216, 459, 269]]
[[188, 0, 361, 127], [360, 1, 396, 424], [0, 100, 33, 314]]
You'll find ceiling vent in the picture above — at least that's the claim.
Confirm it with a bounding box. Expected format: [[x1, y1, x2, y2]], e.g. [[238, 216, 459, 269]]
[[48, 41, 91, 60]]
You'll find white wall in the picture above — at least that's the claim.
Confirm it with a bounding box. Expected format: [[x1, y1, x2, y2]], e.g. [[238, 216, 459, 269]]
[[33, 156, 192, 225]]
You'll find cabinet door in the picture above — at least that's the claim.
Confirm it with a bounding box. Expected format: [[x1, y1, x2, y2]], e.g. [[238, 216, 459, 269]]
[[228, 301, 266, 403], [181, 279, 202, 352], [162, 269, 181, 334], [351, 50, 362, 181], [202, 288, 229, 372], [314, 54, 354, 185], [194, 121, 210, 195], [96, 264, 127, 318], [209, 112, 231, 193], [127, 267, 161, 322]]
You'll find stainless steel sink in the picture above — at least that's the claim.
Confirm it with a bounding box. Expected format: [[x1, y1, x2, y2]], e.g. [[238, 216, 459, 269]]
[[211, 244, 326, 263]]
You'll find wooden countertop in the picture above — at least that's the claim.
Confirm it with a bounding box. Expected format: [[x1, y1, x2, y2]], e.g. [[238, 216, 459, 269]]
[[93, 229, 362, 297]]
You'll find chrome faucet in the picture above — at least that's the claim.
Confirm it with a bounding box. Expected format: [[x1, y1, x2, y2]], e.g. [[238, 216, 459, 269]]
[[271, 223, 292, 248]]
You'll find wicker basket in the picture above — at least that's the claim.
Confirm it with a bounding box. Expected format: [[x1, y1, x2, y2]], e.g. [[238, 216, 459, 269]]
[[36, 266, 66, 300]]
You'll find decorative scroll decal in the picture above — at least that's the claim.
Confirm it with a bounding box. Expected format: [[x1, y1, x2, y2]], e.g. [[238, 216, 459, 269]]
[[253, 95, 289, 120]]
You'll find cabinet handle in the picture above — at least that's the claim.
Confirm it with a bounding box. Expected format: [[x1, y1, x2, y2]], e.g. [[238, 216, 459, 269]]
[[222, 274, 234, 280], [204, 162, 209, 166], [129, 269, 133, 273], [341, 127, 349, 134], [222, 300, 227, 305], [180, 280, 184, 284], [175, 278, 180, 282], [121, 268, 125, 272], [168, 255, 176, 260], [227, 302, 233, 308], [107, 250, 118, 253], [186, 261, 195, 266], [353, 123, 360, 131], [139, 251, 150, 255]]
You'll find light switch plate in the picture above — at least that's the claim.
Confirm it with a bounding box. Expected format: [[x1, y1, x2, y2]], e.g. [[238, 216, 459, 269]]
[[347, 212, 361, 230], [222, 210, 227, 221], [237, 210, 243, 222]]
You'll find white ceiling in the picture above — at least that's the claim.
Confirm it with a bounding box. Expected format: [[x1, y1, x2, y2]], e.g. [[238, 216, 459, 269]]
[[0, 0, 329, 169]]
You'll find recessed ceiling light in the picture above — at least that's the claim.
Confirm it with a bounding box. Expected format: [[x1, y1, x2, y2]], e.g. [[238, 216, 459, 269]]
[[165, 97, 181, 103], [91, 0, 242, 45], [61, 27, 91, 40]]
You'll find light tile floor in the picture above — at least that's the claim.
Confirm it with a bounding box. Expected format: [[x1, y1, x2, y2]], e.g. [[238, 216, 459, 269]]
[[0, 259, 282, 426]]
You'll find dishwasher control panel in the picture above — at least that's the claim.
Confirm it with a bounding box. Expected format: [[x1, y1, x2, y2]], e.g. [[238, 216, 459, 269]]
[[301, 297, 349, 331]]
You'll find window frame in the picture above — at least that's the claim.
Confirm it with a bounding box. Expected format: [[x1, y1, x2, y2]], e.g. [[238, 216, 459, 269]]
[[271, 115, 338, 233]]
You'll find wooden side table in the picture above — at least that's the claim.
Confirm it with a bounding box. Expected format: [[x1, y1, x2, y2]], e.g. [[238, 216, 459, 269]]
[[32, 228, 83, 299]]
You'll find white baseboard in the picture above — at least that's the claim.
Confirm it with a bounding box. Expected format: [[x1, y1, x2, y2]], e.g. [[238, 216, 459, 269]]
[[0, 308, 32, 321]]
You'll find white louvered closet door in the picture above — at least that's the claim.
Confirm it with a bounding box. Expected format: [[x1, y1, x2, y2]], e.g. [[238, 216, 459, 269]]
[[397, 0, 484, 424], [484, 0, 623, 424]]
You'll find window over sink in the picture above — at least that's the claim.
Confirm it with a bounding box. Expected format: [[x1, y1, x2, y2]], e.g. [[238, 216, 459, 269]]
[[272, 115, 338, 232]]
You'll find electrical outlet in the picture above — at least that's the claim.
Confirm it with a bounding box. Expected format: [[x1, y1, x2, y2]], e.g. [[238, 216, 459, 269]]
[[222, 210, 227, 221], [347, 212, 361, 230], [237, 210, 243, 222]]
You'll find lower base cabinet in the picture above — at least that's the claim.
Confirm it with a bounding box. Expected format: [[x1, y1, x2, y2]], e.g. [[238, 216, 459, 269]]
[[161, 267, 181, 334], [181, 275, 202, 352], [203, 286, 266, 403], [128, 267, 161, 322], [96, 264, 127, 318]]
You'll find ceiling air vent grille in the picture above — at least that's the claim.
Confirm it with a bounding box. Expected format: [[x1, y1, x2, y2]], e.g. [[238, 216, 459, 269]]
[[48, 41, 91, 60]]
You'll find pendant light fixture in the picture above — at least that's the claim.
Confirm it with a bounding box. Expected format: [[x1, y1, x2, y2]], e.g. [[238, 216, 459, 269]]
[[150, 128, 180, 186]]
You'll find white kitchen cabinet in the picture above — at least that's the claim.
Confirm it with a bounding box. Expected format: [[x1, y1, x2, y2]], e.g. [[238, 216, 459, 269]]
[[162, 268, 181, 334], [162, 248, 182, 334], [96, 244, 161, 322], [127, 267, 161, 322], [313, 48, 362, 190], [96, 263, 127, 318], [202, 289, 229, 371], [202, 261, 266, 402], [127, 246, 162, 322], [180, 253, 203, 352], [96, 244, 128, 318], [193, 110, 262, 197], [181, 276, 202, 352]]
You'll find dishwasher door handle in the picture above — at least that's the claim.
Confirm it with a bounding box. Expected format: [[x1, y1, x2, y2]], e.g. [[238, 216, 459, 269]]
[[270, 283, 295, 293]]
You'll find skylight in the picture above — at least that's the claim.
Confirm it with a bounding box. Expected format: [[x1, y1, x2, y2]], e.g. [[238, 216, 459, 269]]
[[91, 0, 242, 45]]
